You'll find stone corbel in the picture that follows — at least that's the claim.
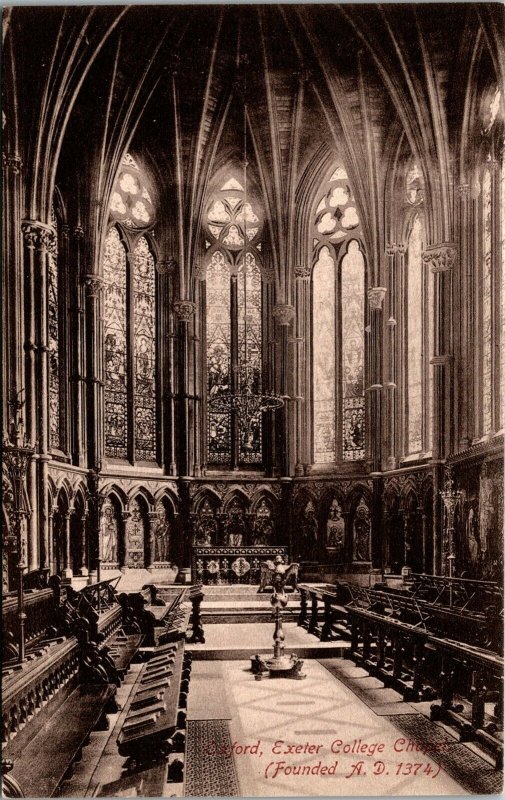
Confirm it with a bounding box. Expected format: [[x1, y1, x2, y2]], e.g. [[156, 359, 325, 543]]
[[272, 304, 295, 326], [294, 265, 311, 280], [157, 257, 178, 276], [173, 300, 196, 322], [367, 286, 387, 310], [422, 244, 457, 273], [84, 274, 104, 298]]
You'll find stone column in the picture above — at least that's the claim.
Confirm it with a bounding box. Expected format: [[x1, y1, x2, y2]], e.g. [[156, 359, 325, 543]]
[[121, 510, 132, 572], [402, 510, 411, 575], [422, 245, 456, 574], [421, 509, 428, 574], [158, 258, 178, 475], [174, 300, 196, 477], [230, 273, 240, 471], [37, 228, 53, 575], [62, 509, 74, 580], [294, 266, 311, 476], [457, 185, 471, 448], [147, 511, 159, 569], [72, 228, 87, 466], [84, 274, 104, 470], [367, 287, 387, 472], [22, 222, 53, 572], [48, 506, 57, 575], [384, 246, 398, 470], [273, 304, 295, 477], [80, 511, 88, 576], [2, 153, 24, 434]]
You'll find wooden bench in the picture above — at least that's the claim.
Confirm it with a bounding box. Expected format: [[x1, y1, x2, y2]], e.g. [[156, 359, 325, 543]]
[[117, 641, 191, 761], [105, 632, 144, 679], [298, 584, 350, 641], [6, 682, 116, 797]]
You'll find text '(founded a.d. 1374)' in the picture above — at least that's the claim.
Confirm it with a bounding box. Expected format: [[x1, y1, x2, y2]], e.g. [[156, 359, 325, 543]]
[[203, 737, 448, 781]]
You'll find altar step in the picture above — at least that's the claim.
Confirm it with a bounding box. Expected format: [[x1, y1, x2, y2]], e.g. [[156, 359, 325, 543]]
[[186, 621, 347, 660], [202, 608, 301, 624]]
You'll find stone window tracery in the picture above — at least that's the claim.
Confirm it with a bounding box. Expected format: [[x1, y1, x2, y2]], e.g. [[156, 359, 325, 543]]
[[312, 164, 365, 464], [204, 175, 264, 467], [103, 153, 158, 463]]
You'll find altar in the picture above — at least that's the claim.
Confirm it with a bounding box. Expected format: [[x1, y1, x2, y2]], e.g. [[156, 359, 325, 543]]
[[192, 547, 288, 585]]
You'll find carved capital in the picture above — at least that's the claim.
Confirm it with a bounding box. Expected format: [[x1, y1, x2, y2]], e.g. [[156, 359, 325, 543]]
[[272, 304, 295, 325], [157, 257, 177, 276], [422, 244, 457, 273], [73, 227, 84, 241], [3, 153, 22, 174], [386, 243, 398, 257], [295, 264, 311, 279], [21, 221, 54, 252], [173, 299, 196, 322], [367, 286, 387, 310], [84, 274, 104, 298], [60, 224, 70, 240], [39, 228, 54, 252], [458, 184, 469, 198]]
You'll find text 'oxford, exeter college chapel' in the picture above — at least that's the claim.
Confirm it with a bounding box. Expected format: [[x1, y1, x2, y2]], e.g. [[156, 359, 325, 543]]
[[2, 4, 505, 798]]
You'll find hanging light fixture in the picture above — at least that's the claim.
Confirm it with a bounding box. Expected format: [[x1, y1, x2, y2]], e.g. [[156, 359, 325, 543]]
[[208, 55, 284, 421]]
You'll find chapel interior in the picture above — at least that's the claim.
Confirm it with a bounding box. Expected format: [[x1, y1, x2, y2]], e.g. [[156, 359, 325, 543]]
[[2, 3, 504, 797]]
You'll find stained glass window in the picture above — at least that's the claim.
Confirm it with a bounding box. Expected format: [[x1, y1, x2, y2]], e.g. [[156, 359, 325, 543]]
[[103, 227, 128, 458], [312, 165, 364, 463], [238, 253, 262, 463], [48, 203, 60, 450], [207, 251, 231, 463], [313, 246, 336, 463], [133, 236, 156, 461], [204, 176, 263, 467], [103, 153, 158, 463], [407, 215, 424, 453], [342, 241, 365, 460], [482, 168, 493, 434]]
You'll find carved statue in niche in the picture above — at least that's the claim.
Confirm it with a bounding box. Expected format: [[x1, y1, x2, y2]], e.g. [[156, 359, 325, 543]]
[[466, 504, 480, 567], [252, 499, 274, 547], [353, 498, 371, 562], [153, 510, 171, 562], [479, 464, 494, 557], [125, 499, 144, 568], [101, 500, 118, 563], [326, 499, 345, 559], [225, 498, 246, 547], [194, 499, 218, 546], [300, 500, 319, 561]]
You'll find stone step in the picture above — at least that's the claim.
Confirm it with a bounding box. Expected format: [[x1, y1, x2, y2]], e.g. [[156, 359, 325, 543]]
[[202, 610, 301, 624]]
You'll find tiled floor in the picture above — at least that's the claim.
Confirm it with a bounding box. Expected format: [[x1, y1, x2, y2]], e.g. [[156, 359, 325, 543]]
[[186, 621, 345, 652], [187, 659, 468, 797]]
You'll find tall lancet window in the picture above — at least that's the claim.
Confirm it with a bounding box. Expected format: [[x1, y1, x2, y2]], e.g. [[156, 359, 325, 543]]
[[104, 228, 128, 459], [312, 165, 365, 464], [103, 152, 158, 463], [48, 201, 61, 450], [403, 160, 432, 456], [204, 176, 264, 467], [406, 214, 424, 453], [474, 84, 504, 435]]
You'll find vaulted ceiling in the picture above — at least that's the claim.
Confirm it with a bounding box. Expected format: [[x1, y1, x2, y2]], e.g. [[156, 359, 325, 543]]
[[3, 4, 503, 295]]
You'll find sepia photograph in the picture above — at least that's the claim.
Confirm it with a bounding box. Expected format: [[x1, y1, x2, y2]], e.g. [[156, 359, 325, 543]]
[[1, 2, 504, 797]]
